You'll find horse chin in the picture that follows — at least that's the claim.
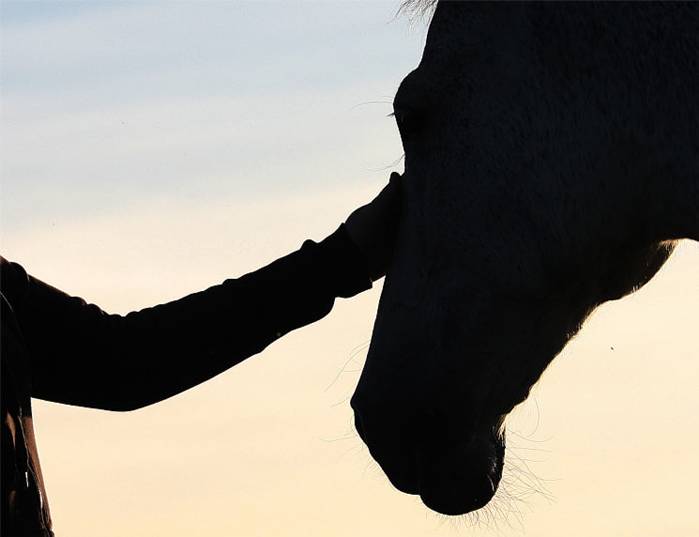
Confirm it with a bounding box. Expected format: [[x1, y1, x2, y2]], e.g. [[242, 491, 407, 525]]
[[417, 430, 505, 516]]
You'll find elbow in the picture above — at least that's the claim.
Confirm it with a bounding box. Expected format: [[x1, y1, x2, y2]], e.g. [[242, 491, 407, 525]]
[[32, 391, 158, 412], [85, 384, 170, 412], [101, 399, 152, 413], [98, 389, 171, 412], [93, 363, 180, 411]]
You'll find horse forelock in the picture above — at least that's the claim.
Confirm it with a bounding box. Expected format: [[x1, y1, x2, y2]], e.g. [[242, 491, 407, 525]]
[[400, 0, 438, 19]]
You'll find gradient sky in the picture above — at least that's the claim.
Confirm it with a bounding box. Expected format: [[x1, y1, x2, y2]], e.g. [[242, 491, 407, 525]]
[[2, 2, 697, 536]]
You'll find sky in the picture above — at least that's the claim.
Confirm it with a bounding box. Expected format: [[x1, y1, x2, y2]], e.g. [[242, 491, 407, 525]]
[[1, 2, 698, 536]]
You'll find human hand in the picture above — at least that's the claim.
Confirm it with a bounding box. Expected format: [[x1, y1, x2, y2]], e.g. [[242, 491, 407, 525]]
[[344, 172, 402, 281]]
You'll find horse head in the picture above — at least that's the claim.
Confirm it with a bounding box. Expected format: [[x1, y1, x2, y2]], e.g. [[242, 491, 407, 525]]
[[352, 2, 697, 516]]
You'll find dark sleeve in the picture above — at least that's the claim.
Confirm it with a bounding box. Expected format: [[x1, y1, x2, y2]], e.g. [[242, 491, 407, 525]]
[[0, 225, 372, 411]]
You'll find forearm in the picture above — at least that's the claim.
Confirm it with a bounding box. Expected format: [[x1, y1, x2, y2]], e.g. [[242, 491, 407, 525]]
[[2, 225, 371, 411]]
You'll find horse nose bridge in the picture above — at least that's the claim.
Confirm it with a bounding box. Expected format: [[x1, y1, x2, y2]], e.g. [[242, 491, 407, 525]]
[[381, 248, 437, 314], [352, 301, 436, 421], [366, 302, 433, 378]]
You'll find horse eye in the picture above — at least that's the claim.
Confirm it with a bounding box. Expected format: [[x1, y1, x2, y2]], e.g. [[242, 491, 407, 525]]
[[393, 106, 423, 141]]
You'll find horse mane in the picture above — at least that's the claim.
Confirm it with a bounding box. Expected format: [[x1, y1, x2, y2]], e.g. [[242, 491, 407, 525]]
[[400, 0, 438, 19]]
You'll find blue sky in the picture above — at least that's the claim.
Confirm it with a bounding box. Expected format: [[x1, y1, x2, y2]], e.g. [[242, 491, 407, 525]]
[[1, 1, 426, 232]]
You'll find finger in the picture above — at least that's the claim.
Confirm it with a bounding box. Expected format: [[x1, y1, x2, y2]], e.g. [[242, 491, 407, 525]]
[[371, 172, 402, 209]]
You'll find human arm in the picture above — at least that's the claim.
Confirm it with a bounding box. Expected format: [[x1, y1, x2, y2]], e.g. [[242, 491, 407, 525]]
[[0, 225, 371, 411]]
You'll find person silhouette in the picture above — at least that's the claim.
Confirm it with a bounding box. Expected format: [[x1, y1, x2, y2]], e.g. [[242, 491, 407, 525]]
[[0, 172, 401, 537]]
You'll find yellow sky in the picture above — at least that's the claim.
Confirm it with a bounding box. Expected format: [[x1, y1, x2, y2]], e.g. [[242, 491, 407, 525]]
[[4, 192, 697, 537]]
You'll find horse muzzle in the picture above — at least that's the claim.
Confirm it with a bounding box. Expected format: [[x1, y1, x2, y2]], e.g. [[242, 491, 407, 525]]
[[352, 405, 505, 516]]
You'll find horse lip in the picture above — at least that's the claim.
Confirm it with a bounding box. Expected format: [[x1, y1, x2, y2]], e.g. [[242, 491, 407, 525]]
[[379, 459, 421, 496], [418, 471, 498, 516], [354, 413, 421, 495]]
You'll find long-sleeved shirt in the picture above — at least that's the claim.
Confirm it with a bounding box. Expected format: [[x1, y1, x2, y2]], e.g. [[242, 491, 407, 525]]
[[1, 224, 372, 536]]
